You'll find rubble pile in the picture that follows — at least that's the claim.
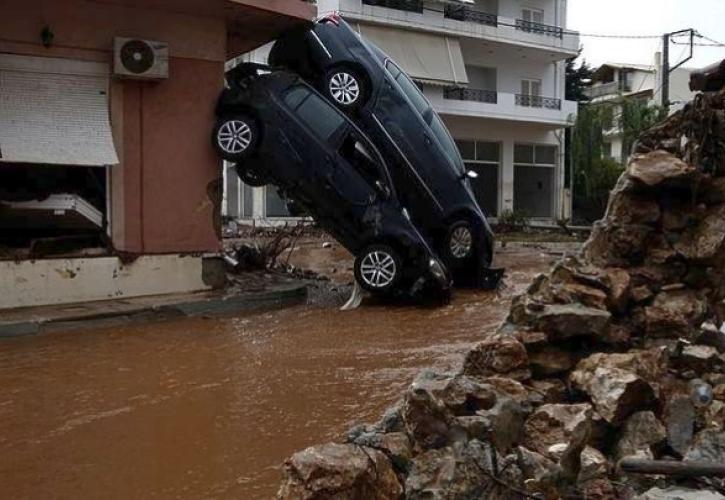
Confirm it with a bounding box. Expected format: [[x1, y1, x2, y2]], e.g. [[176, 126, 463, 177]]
[[277, 89, 725, 499]]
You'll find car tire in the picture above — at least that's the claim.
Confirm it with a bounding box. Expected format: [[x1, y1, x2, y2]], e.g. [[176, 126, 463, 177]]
[[445, 221, 475, 262], [235, 166, 268, 187], [354, 244, 402, 294], [324, 67, 366, 111], [212, 114, 259, 162]]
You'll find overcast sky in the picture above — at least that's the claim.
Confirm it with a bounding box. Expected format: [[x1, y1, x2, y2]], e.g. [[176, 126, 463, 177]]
[[568, 0, 725, 69]]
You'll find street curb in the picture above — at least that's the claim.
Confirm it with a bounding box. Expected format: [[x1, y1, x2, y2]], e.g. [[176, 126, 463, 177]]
[[0, 285, 308, 338]]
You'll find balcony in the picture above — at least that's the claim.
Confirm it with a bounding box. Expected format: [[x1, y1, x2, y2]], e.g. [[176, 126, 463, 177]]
[[515, 94, 562, 110], [427, 87, 576, 127], [514, 19, 563, 38], [443, 5, 497, 27], [444, 87, 498, 104], [584, 81, 633, 99], [361, 0, 422, 13]]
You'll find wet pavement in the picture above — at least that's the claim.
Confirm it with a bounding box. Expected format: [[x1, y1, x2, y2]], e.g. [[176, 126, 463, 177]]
[[0, 247, 558, 500]]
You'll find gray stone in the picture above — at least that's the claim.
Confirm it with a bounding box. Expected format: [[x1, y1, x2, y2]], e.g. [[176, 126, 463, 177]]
[[461, 337, 530, 380], [546, 444, 608, 483], [664, 395, 695, 456], [523, 403, 593, 456], [627, 150, 696, 187], [636, 486, 725, 500], [531, 303, 612, 341], [684, 429, 725, 462], [613, 411, 666, 462]]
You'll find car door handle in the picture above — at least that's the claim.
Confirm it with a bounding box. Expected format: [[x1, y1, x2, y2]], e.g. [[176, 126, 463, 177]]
[[423, 134, 433, 146]]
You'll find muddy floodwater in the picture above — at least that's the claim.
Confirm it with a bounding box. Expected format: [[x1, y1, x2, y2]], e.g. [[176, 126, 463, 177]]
[[0, 247, 557, 500]]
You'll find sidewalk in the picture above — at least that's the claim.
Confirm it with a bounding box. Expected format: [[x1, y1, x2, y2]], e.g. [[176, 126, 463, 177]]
[[0, 281, 308, 338]]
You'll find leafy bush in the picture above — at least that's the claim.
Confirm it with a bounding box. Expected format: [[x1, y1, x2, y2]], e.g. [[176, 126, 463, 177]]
[[496, 209, 530, 232]]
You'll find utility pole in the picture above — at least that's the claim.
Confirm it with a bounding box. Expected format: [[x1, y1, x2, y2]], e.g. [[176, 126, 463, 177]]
[[661, 29, 696, 111]]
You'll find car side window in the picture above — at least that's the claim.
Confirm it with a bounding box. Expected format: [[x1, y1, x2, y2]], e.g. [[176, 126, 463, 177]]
[[429, 113, 465, 174], [384, 60, 430, 117], [283, 85, 346, 141], [339, 133, 382, 186]]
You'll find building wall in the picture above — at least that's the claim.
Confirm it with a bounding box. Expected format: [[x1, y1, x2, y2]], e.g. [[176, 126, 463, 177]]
[[1, 0, 227, 254]]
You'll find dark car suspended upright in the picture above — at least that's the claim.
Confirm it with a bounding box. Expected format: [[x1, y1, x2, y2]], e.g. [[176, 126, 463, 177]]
[[268, 14, 497, 287], [211, 64, 451, 299]]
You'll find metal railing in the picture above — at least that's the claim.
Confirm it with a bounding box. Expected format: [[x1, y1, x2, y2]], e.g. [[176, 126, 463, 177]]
[[515, 19, 563, 38], [515, 94, 562, 110], [583, 81, 633, 99], [361, 0, 423, 13], [444, 5, 498, 27], [444, 87, 498, 104]]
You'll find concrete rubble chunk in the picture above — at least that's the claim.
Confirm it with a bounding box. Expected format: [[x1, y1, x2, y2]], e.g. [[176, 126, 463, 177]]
[[277, 443, 403, 500], [570, 364, 657, 425], [613, 411, 666, 462], [627, 150, 696, 187], [522, 403, 594, 456], [461, 337, 530, 380], [636, 486, 725, 500], [664, 394, 695, 457]]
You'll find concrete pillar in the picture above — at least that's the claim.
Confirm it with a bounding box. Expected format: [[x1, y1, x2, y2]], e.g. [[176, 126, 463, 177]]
[[252, 186, 266, 222], [501, 140, 515, 213]]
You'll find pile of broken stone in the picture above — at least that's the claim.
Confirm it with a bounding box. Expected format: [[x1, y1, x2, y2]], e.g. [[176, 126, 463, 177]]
[[277, 90, 725, 500]]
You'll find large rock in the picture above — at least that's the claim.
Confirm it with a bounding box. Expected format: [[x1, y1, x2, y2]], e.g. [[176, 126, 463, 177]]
[[278, 443, 403, 500], [529, 303, 611, 341], [627, 150, 696, 187], [348, 431, 412, 472], [645, 306, 691, 338], [583, 222, 654, 267], [528, 347, 579, 377], [572, 348, 669, 384], [522, 403, 594, 456], [461, 337, 530, 380], [570, 362, 657, 425], [613, 411, 666, 461], [652, 289, 708, 326], [603, 267, 631, 313], [675, 204, 725, 260], [636, 487, 725, 500], [684, 429, 725, 462], [546, 444, 608, 483], [405, 440, 521, 500]]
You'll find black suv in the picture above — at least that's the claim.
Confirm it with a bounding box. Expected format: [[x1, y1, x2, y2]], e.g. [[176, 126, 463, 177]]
[[269, 15, 496, 286], [212, 65, 451, 299]]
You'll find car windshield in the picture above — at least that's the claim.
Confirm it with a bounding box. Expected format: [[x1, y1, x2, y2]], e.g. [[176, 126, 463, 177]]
[[429, 113, 466, 175]]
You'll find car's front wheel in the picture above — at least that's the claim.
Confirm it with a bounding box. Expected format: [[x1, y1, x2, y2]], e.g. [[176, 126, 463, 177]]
[[445, 221, 475, 262], [354, 244, 402, 294], [324, 67, 366, 111], [212, 114, 259, 162]]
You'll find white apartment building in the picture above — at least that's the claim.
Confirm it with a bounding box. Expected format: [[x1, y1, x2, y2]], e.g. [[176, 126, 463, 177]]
[[223, 0, 580, 223], [585, 55, 695, 163]]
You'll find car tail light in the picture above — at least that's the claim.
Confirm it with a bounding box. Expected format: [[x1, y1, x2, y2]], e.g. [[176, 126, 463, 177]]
[[318, 11, 341, 26]]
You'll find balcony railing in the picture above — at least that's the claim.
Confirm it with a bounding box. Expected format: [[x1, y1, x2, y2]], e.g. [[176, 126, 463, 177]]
[[584, 81, 633, 99], [515, 19, 563, 38], [444, 5, 498, 27], [361, 0, 423, 13], [515, 94, 562, 110], [444, 87, 498, 104]]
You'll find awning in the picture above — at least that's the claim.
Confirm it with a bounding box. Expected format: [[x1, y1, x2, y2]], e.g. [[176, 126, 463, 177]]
[[357, 24, 468, 86], [0, 55, 119, 167]]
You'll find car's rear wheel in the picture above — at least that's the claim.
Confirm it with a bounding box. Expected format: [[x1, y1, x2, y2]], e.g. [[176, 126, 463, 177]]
[[324, 67, 366, 111], [212, 114, 259, 162], [235, 166, 268, 187], [354, 244, 401, 294], [446, 221, 475, 261]]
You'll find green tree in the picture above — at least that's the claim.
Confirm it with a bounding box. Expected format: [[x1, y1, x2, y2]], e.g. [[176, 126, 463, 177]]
[[618, 98, 666, 163], [565, 56, 593, 102]]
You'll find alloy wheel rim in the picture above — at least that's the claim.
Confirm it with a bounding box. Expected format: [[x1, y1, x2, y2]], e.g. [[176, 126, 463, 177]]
[[450, 226, 473, 258], [360, 251, 396, 288], [329, 72, 360, 106], [218, 120, 252, 154]]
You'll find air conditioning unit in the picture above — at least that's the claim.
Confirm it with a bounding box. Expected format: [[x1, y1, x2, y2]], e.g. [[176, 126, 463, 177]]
[[114, 37, 169, 80]]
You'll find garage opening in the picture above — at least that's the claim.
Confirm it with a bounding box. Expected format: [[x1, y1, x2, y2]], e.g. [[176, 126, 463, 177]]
[[456, 139, 499, 216], [0, 54, 118, 259], [513, 143, 557, 218]]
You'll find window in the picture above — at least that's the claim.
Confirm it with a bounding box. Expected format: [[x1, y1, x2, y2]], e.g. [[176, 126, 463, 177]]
[[456, 140, 500, 216], [429, 114, 465, 174], [522, 8, 544, 24], [340, 133, 383, 187], [266, 187, 290, 217], [521, 79, 542, 97], [283, 85, 345, 141], [513, 143, 557, 218], [385, 60, 430, 116], [602, 142, 613, 160]]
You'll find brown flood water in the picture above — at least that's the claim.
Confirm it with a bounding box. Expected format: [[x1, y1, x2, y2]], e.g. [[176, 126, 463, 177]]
[[0, 248, 555, 500]]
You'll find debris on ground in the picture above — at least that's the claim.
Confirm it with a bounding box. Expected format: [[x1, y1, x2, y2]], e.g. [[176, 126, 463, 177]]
[[277, 88, 725, 499]]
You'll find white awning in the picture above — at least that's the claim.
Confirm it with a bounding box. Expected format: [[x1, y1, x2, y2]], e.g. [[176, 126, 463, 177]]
[[357, 24, 468, 86], [0, 55, 119, 167]]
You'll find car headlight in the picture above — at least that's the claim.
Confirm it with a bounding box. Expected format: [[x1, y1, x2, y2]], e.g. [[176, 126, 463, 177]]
[[428, 258, 446, 281]]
